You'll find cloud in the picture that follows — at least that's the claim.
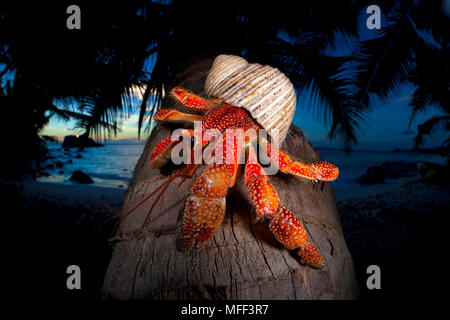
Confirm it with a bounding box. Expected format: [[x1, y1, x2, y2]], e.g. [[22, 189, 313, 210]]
[[117, 113, 140, 124], [394, 95, 412, 103]]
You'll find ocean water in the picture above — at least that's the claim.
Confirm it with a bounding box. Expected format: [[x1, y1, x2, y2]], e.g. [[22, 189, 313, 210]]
[[318, 148, 446, 200], [39, 140, 146, 188], [38, 141, 446, 201]]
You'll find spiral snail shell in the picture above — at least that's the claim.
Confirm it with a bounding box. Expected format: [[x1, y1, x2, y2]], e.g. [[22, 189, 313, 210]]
[[205, 54, 297, 144]]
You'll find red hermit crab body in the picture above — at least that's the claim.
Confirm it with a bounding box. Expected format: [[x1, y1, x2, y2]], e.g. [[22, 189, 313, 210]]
[[119, 55, 339, 269]]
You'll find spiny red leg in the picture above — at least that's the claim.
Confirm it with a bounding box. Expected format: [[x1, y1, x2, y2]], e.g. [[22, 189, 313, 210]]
[[269, 206, 325, 269], [245, 146, 325, 269], [261, 139, 339, 182], [150, 136, 177, 169], [176, 131, 243, 252], [150, 129, 194, 169], [119, 129, 200, 232], [245, 145, 279, 218], [153, 109, 203, 123], [171, 86, 216, 112]]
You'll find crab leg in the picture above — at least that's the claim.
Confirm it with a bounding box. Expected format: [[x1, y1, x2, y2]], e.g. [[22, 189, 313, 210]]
[[118, 128, 202, 231], [245, 145, 279, 217], [245, 146, 325, 269], [171, 86, 217, 112], [269, 206, 325, 269], [150, 128, 194, 169], [153, 109, 203, 123], [176, 131, 242, 252], [150, 126, 203, 185], [261, 139, 339, 182]]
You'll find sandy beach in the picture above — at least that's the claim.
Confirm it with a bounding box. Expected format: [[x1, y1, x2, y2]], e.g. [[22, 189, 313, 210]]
[[10, 175, 450, 300], [11, 179, 123, 300], [339, 181, 450, 299], [20, 179, 125, 209]]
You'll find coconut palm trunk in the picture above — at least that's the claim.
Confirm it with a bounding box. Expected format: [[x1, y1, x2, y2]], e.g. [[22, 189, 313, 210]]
[[102, 57, 360, 300]]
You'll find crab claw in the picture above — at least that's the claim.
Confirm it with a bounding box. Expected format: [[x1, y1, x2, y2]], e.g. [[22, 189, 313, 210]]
[[309, 161, 339, 181], [175, 197, 226, 252], [261, 139, 339, 182], [175, 163, 232, 252]]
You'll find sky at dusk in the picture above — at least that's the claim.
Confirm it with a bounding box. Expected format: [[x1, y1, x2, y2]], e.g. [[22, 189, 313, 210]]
[[40, 5, 447, 151], [294, 83, 447, 150], [41, 82, 446, 151]]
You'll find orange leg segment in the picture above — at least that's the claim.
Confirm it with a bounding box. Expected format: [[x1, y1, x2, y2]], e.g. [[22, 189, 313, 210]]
[[171, 86, 216, 112], [270, 206, 325, 269], [176, 130, 244, 252], [150, 129, 194, 169], [245, 146, 325, 269], [245, 145, 279, 218], [261, 139, 339, 182], [153, 109, 203, 123]]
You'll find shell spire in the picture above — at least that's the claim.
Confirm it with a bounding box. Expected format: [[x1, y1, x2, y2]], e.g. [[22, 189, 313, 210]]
[[205, 54, 296, 144]]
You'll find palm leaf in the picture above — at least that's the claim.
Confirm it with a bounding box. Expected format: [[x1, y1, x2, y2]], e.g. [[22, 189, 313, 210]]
[[264, 35, 369, 147], [414, 115, 450, 148], [408, 44, 449, 126], [354, 11, 418, 106]]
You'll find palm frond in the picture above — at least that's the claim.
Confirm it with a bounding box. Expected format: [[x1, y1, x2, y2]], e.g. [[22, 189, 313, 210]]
[[408, 44, 449, 126], [412, 0, 450, 44], [137, 51, 173, 138], [264, 36, 370, 147], [73, 91, 124, 140], [414, 115, 450, 148], [354, 11, 418, 106], [47, 102, 119, 130]]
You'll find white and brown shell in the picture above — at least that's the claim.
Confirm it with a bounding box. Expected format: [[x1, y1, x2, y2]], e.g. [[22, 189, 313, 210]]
[[205, 54, 296, 144]]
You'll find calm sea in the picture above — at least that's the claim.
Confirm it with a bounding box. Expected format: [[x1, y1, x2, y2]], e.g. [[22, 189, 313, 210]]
[[318, 147, 445, 200], [39, 141, 445, 200], [40, 140, 146, 188]]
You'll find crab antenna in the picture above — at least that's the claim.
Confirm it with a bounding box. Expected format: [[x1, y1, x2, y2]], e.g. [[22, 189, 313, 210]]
[[141, 175, 175, 228], [118, 166, 190, 232], [177, 163, 200, 188]]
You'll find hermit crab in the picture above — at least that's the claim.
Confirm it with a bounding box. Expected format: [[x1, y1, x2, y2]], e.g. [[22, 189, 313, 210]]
[[119, 55, 339, 269]]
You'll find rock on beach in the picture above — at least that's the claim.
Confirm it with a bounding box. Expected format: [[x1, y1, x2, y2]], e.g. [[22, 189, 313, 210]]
[[69, 170, 94, 184]]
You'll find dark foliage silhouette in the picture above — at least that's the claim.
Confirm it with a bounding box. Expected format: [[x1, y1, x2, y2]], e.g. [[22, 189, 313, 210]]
[[0, 0, 447, 178]]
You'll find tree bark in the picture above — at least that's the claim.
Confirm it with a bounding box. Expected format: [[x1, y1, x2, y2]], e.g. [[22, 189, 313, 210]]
[[102, 57, 360, 300]]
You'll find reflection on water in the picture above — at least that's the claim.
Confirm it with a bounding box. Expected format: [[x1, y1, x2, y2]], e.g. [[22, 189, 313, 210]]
[[38, 141, 146, 188], [39, 141, 445, 200]]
